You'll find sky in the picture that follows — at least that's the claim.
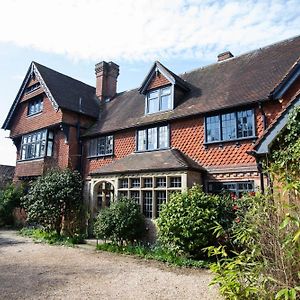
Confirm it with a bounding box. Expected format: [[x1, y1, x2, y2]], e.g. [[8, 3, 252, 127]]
[[0, 0, 299, 166]]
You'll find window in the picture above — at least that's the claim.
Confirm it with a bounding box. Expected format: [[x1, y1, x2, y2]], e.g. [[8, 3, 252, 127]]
[[25, 82, 40, 94], [28, 97, 43, 116], [119, 179, 128, 189], [156, 177, 166, 188], [156, 191, 166, 217], [118, 191, 128, 198], [130, 178, 140, 188], [137, 125, 169, 151], [130, 191, 140, 203], [143, 178, 153, 188], [20, 129, 53, 160], [146, 86, 172, 114], [205, 109, 254, 143], [143, 191, 153, 218], [170, 177, 181, 188], [208, 181, 254, 198], [88, 135, 113, 157]]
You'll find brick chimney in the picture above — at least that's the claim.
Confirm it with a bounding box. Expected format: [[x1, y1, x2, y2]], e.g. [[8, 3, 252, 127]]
[[217, 51, 234, 62], [95, 61, 119, 101]]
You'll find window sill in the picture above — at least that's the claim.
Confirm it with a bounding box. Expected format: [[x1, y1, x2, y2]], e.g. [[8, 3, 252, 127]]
[[145, 108, 173, 116], [17, 157, 45, 163], [204, 136, 257, 146], [27, 112, 42, 118], [87, 154, 114, 159], [135, 147, 170, 153]]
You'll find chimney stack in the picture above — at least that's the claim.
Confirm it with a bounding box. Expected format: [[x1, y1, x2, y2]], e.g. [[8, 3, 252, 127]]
[[217, 51, 234, 62], [95, 61, 119, 101]]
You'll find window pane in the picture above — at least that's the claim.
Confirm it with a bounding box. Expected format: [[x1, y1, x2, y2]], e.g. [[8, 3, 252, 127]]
[[161, 94, 172, 111], [137, 130, 146, 151], [222, 113, 236, 140], [143, 191, 152, 218], [156, 177, 166, 187], [131, 178, 140, 188], [156, 191, 166, 217], [148, 97, 159, 114], [158, 126, 169, 148], [206, 116, 220, 142], [144, 178, 153, 188], [148, 90, 159, 99], [161, 87, 171, 96], [237, 110, 254, 138], [130, 191, 140, 204], [147, 127, 157, 150], [47, 141, 53, 156], [170, 177, 181, 188]]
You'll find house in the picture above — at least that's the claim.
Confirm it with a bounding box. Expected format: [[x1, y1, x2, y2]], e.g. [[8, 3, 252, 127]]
[[2, 36, 300, 220], [0, 165, 15, 189]]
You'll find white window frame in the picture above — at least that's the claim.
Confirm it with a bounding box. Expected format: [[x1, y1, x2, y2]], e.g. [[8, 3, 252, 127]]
[[145, 85, 174, 115], [88, 135, 114, 157]]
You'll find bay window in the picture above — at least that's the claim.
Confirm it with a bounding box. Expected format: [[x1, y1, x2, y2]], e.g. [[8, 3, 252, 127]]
[[20, 129, 53, 160], [205, 109, 254, 143], [137, 125, 169, 151]]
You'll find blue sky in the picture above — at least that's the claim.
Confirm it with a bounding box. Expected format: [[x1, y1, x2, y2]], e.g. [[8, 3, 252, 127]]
[[0, 0, 299, 166]]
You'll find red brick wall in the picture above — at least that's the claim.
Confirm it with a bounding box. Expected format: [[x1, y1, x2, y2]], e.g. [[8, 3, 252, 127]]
[[147, 73, 170, 90], [83, 129, 135, 177], [10, 95, 63, 137]]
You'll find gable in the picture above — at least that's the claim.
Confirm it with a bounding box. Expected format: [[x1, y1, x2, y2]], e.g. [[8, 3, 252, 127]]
[[146, 72, 171, 91]]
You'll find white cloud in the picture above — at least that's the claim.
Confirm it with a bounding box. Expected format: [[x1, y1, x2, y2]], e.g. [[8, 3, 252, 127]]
[[0, 0, 299, 61]]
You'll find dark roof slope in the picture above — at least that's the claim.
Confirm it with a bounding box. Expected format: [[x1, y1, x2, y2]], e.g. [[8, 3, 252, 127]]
[[34, 62, 99, 118], [90, 149, 204, 175], [85, 35, 300, 136]]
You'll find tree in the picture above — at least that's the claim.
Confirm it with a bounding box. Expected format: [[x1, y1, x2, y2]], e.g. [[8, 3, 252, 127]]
[[22, 169, 83, 235]]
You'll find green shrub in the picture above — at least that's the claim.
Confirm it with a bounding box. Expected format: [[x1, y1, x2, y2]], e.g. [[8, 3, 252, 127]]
[[93, 197, 146, 245], [0, 184, 24, 226], [157, 185, 226, 258], [22, 169, 83, 236]]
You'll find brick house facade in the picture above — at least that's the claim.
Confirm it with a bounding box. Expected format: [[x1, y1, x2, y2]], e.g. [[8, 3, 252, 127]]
[[2, 36, 300, 220]]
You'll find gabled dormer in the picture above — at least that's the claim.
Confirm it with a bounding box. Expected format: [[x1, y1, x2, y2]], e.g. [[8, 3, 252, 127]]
[[139, 61, 190, 115]]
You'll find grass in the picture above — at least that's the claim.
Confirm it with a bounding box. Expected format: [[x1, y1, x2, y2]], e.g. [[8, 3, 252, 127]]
[[19, 227, 84, 246], [96, 242, 209, 268]]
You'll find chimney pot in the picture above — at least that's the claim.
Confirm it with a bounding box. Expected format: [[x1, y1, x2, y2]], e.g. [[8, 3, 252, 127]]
[[217, 51, 234, 62], [95, 61, 119, 101]]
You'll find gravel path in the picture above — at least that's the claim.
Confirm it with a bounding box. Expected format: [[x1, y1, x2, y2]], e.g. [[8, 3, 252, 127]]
[[0, 230, 221, 300]]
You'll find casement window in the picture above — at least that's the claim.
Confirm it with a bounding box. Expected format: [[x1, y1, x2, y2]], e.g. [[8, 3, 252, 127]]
[[156, 191, 166, 217], [170, 177, 181, 188], [130, 178, 140, 188], [143, 178, 153, 188], [146, 86, 172, 114], [156, 177, 166, 188], [208, 181, 254, 198], [28, 97, 43, 116], [119, 178, 129, 189], [20, 129, 53, 160], [205, 109, 255, 143], [143, 191, 153, 218], [130, 191, 140, 204], [137, 125, 169, 151], [88, 135, 113, 157], [118, 191, 128, 198]]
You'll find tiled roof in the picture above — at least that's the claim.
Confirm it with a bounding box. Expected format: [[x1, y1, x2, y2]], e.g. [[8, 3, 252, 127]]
[[33, 62, 100, 118], [90, 148, 204, 175], [84, 35, 300, 136]]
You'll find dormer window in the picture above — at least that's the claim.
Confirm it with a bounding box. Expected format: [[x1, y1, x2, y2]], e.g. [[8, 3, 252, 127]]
[[28, 97, 43, 116], [146, 86, 172, 114]]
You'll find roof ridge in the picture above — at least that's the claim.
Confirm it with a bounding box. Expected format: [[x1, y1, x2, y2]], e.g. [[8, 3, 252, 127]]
[[33, 61, 95, 90], [178, 35, 300, 77]]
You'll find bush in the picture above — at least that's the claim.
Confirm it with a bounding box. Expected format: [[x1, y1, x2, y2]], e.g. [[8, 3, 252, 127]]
[[0, 184, 24, 226], [93, 197, 146, 245], [157, 185, 228, 258], [22, 169, 83, 236]]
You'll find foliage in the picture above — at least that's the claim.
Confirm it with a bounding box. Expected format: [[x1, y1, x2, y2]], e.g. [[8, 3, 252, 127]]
[[93, 197, 146, 245], [0, 184, 25, 226], [22, 169, 83, 236], [156, 185, 237, 258], [96, 242, 209, 268], [206, 107, 300, 299], [20, 227, 84, 245]]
